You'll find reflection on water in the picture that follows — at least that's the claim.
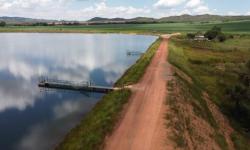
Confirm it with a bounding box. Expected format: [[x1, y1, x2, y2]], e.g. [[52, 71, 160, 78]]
[[16, 97, 98, 150], [0, 33, 157, 150]]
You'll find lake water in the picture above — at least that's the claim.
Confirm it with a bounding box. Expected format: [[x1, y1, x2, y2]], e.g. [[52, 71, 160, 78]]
[[0, 33, 157, 150]]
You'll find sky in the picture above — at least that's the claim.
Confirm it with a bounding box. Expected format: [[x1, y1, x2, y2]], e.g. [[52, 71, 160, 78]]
[[0, 0, 250, 21]]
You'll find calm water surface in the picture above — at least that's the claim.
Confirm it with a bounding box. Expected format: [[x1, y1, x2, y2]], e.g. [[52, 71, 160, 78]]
[[0, 33, 157, 150]]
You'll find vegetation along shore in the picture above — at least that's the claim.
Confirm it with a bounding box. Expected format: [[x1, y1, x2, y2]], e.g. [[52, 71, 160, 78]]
[[56, 38, 161, 150]]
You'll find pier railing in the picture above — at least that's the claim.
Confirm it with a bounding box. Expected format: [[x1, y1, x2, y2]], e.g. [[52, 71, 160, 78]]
[[38, 77, 114, 93]]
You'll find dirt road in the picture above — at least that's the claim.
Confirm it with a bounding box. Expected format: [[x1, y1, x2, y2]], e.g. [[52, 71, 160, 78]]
[[104, 35, 174, 150]]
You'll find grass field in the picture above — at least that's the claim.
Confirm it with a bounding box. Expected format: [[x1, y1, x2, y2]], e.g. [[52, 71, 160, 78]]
[[0, 20, 250, 34], [168, 35, 250, 149]]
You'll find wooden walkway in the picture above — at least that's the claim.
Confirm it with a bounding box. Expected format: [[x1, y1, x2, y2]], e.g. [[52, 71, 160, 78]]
[[38, 79, 116, 93]]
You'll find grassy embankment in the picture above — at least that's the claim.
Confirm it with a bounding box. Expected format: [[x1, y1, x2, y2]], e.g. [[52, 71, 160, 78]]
[[0, 20, 250, 34], [115, 38, 162, 86], [167, 75, 229, 149], [168, 35, 250, 149], [56, 38, 161, 150]]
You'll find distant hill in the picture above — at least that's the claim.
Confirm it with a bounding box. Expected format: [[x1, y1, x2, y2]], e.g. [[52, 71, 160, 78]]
[[158, 14, 250, 22], [87, 17, 156, 24], [88, 17, 126, 22], [87, 14, 250, 24], [0, 16, 56, 24], [128, 17, 156, 23], [1, 14, 250, 25]]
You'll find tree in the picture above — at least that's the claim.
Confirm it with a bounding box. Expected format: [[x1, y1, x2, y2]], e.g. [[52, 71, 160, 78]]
[[0, 21, 6, 27], [238, 60, 250, 87], [186, 33, 195, 39], [204, 30, 217, 40], [211, 26, 221, 33], [239, 60, 250, 87], [228, 35, 234, 39], [204, 26, 222, 40], [246, 60, 250, 71], [32, 22, 48, 26], [239, 73, 250, 87], [226, 59, 250, 116], [217, 33, 226, 42], [226, 84, 247, 109]]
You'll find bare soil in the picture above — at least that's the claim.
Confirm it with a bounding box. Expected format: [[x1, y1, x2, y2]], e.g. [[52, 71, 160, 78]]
[[104, 34, 236, 150], [203, 92, 235, 150], [104, 35, 173, 150], [166, 69, 236, 150]]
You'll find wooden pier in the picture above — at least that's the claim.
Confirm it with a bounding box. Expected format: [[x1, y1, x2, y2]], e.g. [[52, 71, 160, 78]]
[[126, 51, 144, 56], [38, 79, 116, 93]]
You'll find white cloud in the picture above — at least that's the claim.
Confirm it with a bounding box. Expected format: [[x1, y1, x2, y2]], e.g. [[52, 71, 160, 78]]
[[53, 99, 96, 119], [153, 0, 212, 17], [246, 11, 250, 15], [193, 5, 210, 14], [154, 0, 186, 8], [0, 80, 41, 112], [0, 0, 63, 10], [184, 0, 212, 15], [0, 0, 68, 19], [16, 98, 97, 150], [186, 0, 201, 8], [178, 9, 192, 15], [78, 2, 150, 19], [227, 11, 241, 16], [0, 0, 216, 20], [0, 0, 150, 20]]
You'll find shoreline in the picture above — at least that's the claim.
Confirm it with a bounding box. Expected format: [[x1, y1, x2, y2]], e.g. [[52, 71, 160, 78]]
[[0, 31, 161, 39], [104, 36, 170, 150], [0, 27, 161, 36], [56, 37, 161, 150]]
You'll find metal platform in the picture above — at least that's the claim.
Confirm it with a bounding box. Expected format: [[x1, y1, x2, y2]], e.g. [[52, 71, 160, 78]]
[[38, 78, 115, 93], [126, 51, 144, 56]]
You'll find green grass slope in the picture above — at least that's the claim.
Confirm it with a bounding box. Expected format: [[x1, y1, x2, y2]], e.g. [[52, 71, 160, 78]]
[[168, 35, 250, 149]]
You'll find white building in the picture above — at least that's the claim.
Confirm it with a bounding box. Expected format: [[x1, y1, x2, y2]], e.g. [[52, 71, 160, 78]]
[[194, 35, 208, 41]]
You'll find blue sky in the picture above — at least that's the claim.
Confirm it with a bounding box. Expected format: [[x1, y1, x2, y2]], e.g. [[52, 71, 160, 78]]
[[0, 0, 249, 20]]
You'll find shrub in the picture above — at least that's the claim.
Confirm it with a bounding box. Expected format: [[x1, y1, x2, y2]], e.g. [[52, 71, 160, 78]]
[[226, 84, 247, 109], [188, 58, 203, 65], [32, 22, 48, 26], [246, 60, 250, 71], [217, 33, 227, 42], [0, 21, 6, 27], [186, 33, 195, 39], [239, 73, 250, 87], [228, 35, 234, 39], [204, 30, 218, 40], [204, 26, 222, 40]]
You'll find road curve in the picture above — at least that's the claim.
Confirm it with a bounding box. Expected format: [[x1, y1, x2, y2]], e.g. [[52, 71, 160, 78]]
[[104, 35, 174, 150]]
